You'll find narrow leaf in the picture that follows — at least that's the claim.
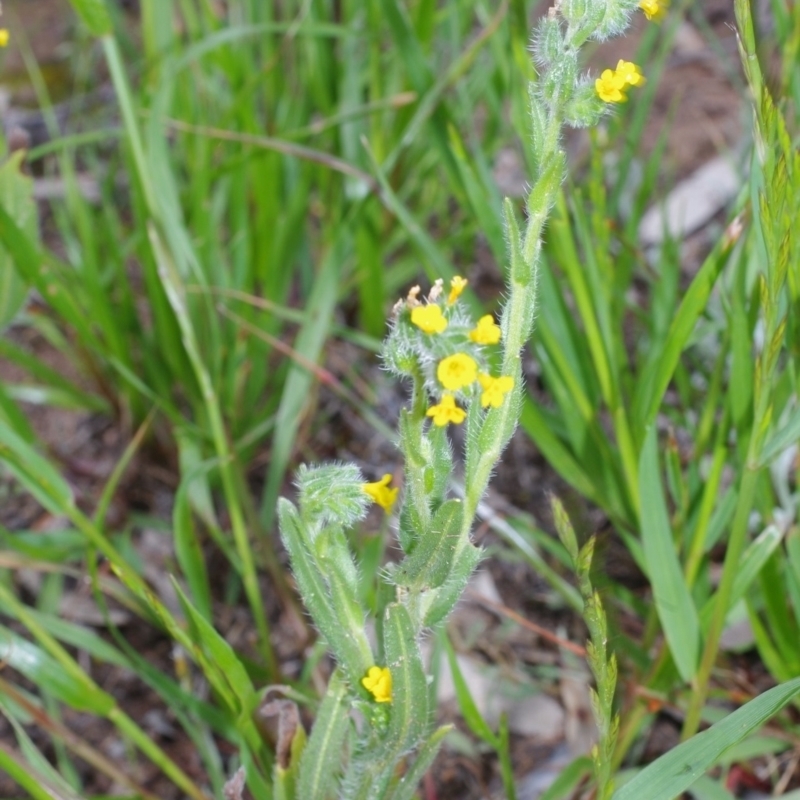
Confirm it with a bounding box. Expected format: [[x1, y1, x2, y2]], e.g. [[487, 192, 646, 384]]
[[612, 677, 800, 800], [443, 634, 496, 747], [0, 152, 36, 330], [297, 672, 350, 800], [386, 725, 451, 800], [639, 427, 699, 682], [66, 0, 113, 37], [396, 499, 463, 590], [384, 603, 428, 754]]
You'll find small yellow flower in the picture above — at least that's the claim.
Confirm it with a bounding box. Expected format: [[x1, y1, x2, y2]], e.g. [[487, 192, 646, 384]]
[[410, 303, 447, 334], [362, 474, 398, 512], [478, 373, 514, 408], [595, 68, 627, 103], [426, 394, 467, 426], [362, 666, 392, 703], [448, 276, 468, 304], [437, 353, 478, 391], [639, 0, 667, 21], [0, 29, 9, 48], [469, 315, 501, 345], [615, 60, 645, 87]]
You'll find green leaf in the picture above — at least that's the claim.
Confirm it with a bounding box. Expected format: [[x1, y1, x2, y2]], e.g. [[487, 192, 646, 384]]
[[757, 404, 800, 467], [519, 399, 602, 508], [0, 418, 76, 515], [173, 470, 213, 622], [260, 233, 346, 532], [279, 499, 373, 682], [443, 634, 496, 747], [423, 542, 482, 628], [385, 725, 451, 800], [171, 580, 257, 718], [505, 198, 530, 285], [0, 152, 36, 330], [0, 527, 84, 562], [538, 756, 593, 800], [0, 624, 114, 714], [316, 529, 374, 673], [0, 737, 78, 800], [0, 381, 35, 443], [611, 676, 800, 800], [297, 672, 350, 800], [631, 244, 728, 430], [638, 427, 699, 682], [688, 775, 737, 800], [0, 704, 86, 800], [698, 525, 783, 630], [66, 0, 113, 37], [384, 603, 428, 755], [396, 499, 463, 590]]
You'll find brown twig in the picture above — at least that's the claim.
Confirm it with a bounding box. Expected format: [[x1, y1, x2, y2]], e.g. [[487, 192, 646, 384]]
[[465, 591, 586, 657]]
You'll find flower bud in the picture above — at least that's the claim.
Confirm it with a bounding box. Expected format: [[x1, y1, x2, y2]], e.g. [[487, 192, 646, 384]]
[[531, 16, 563, 67], [296, 463, 369, 529], [564, 81, 607, 127], [382, 334, 418, 378], [539, 50, 578, 106], [560, 0, 589, 21], [591, 0, 639, 41]]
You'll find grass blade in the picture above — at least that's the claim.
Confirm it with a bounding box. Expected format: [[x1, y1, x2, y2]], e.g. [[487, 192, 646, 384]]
[[0, 152, 36, 331], [612, 677, 800, 800], [639, 427, 699, 682]]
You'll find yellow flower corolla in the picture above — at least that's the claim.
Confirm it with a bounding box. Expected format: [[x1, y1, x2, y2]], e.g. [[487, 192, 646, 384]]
[[639, 0, 667, 21], [478, 373, 514, 408], [362, 666, 392, 703], [437, 353, 478, 391], [596, 61, 645, 103], [469, 315, 501, 345], [595, 69, 627, 103], [0, 29, 9, 47], [362, 474, 398, 512], [426, 394, 466, 426], [410, 303, 447, 334], [615, 60, 645, 87], [448, 276, 468, 304]]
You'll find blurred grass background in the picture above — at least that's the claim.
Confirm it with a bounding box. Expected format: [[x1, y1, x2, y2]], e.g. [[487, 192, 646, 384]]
[[1, 0, 799, 797]]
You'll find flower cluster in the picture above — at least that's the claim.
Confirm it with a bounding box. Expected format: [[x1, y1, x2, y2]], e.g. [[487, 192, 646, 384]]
[[385, 277, 514, 428], [595, 59, 645, 103]]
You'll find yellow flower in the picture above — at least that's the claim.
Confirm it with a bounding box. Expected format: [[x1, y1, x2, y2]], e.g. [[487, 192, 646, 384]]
[[0, 29, 9, 47], [362, 666, 392, 703], [362, 474, 398, 512], [410, 303, 447, 334], [615, 60, 645, 87], [448, 276, 468, 304], [595, 68, 627, 103], [469, 315, 501, 345], [639, 0, 667, 21], [426, 394, 466, 426], [478, 373, 514, 408], [437, 353, 478, 391]]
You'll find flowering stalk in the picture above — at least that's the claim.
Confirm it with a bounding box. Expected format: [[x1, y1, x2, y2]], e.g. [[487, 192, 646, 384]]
[[553, 497, 619, 800], [277, 2, 652, 797]]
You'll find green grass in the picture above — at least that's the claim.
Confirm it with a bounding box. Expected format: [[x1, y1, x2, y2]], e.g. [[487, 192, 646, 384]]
[[1, 0, 800, 797]]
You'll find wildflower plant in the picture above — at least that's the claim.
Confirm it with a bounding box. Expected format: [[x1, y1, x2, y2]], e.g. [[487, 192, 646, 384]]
[[276, 2, 651, 797]]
